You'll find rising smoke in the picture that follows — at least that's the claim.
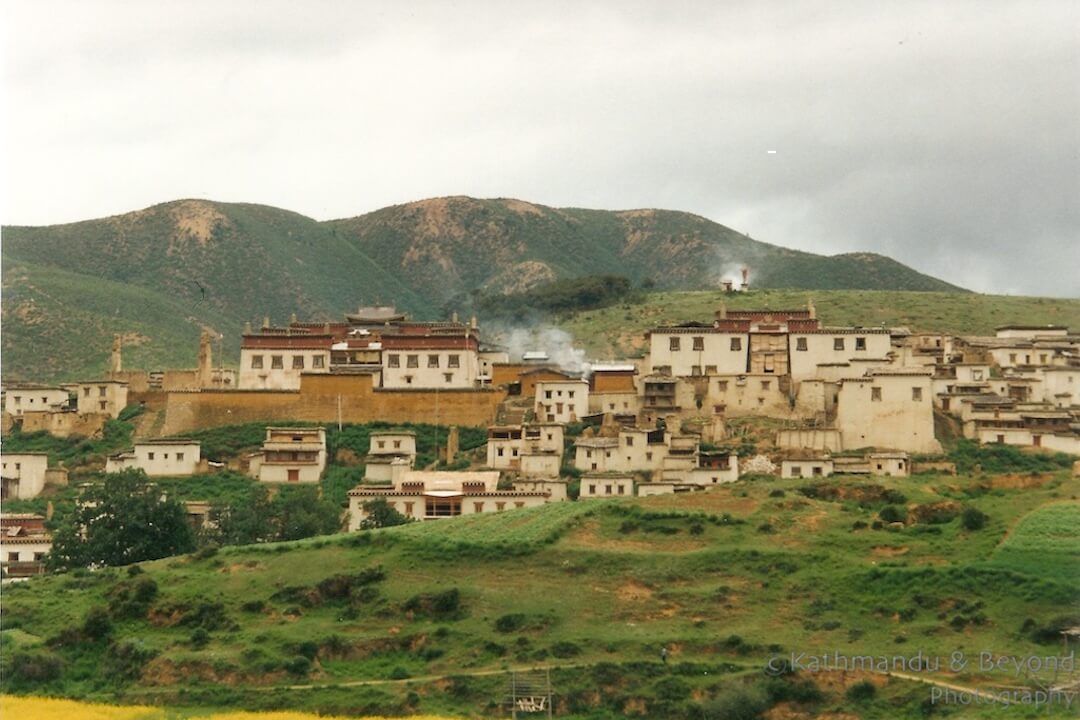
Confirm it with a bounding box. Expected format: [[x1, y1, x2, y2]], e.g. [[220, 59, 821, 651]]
[[487, 323, 590, 376]]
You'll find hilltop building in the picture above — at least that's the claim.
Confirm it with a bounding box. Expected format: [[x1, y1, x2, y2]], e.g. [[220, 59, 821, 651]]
[[1, 514, 51, 580]]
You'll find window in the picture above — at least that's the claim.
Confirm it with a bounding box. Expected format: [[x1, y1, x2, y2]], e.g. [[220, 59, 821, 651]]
[[34, 552, 45, 561], [791, 465, 802, 477], [84, 387, 91, 396], [271, 355, 284, 369], [705, 364, 717, 374], [393, 440, 401, 448], [404, 502, 414, 515], [444, 373, 454, 382], [312, 355, 325, 369], [605, 484, 612, 495], [972, 369, 983, 381], [618, 485, 625, 495], [515, 501, 524, 508], [251, 355, 264, 369], [7, 552, 17, 562], [176, 452, 184, 462], [871, 387, 882, 401], [625, 436, 634, 446], [670, 337, 681, 351], [428, 354, 440, 368], [448, 354, 460, 368], [693, 336, 704, 351], [796, 337, 808, 351], [834, 338, 845, 351], [568, 390, 575, 398], [718, 380, 728, 391], [855, 337, 867, 351], [12, 396, 20, 405], [148, 452, 155, 460], [292, 355, 305, 369], [287, 469, 300, 482], [406, 354, 419, 368], [99, 386, 107, 397], [812, 466, 823, 476], [912, 387, 923, 401], [496, 501, 506, 511], [1009, 353, 1017, 363], [646, 452, 653, 461], [474, 502, 484, 513], [377, 440, 385, 449], [404, 375, 413, 385], [497, 447, 504, 457], [691, 365, 702, 376], [163, 453, 169, 460], [99, 401, 107, 411], [545, 390, 552, 399], [761, 381, 771, 390], [730, 338, 742, 351], [388, 354, 400, 368]]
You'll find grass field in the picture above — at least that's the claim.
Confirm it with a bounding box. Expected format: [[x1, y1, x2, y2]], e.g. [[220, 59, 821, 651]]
[[557, 288, 1080, 358], [3, 468, 1078, 718]]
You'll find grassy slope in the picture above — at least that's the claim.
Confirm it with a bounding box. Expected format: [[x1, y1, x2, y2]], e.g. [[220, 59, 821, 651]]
[[558, 288, 1080, 358], [3, 472, 1077, 718]]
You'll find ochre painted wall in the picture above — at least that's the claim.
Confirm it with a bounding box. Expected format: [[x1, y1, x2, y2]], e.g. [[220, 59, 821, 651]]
[[159, 373, 504, 435]]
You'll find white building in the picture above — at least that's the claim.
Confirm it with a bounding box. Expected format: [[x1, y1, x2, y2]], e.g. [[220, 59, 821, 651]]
[[534, 380, 589, 423], [579, 474, 634, 499], [249, 427, 327, 484], [0, 453, 49, 500], [105, 440, 201, 477]]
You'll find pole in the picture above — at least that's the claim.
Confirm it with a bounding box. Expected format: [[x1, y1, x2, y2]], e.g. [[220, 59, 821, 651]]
[[337, 394, 342, 432]]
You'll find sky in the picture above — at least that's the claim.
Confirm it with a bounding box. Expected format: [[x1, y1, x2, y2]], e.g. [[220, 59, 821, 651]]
[[2, 1, 1078, 296]]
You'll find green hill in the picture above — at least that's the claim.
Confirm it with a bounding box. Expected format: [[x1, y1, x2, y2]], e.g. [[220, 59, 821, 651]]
[[3, 473, 1077, 718], [3, 196, 971, 382]]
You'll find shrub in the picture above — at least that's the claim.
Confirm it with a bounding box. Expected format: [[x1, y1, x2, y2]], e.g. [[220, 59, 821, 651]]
[[190, 628, 210, 648], [689, 522, 705, 535], [284, 655, 312, 676], [769, 489, 785, 498], [10, 650, 64, 683], [390, 666, 411, 680], [404, 588, 464, 620], [494, 613, 528, 633], [241, 600, 265, 613], [83, 606, 112, 640], [550, 641, 581, 658], [104, 639, 158, 682], [879, 505, 907, 523], [961, 507, 989, 530], [700, 684, 769, 720], [654, 676, 691, 702], [846, 680, 877, 701]]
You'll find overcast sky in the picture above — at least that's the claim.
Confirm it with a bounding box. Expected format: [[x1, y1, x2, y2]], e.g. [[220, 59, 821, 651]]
[[2, 1, 1077, 296]]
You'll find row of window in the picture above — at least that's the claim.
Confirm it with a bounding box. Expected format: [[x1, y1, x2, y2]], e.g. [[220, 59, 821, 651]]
[[587, 483, 627, 495], [668, 336, 870, 352], [396, 373, 457, 384], [385, 499, 526, 516], [250, 354, 326, 370], [869, 387, 923, 401], [145, 452, 185, 461], [387, 354, 461, 368], [543, 389, 576, 399]]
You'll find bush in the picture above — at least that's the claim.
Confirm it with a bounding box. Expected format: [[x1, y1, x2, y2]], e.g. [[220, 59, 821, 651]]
[[654, 676, 692, 702], [390, 666, 411, 680], [284, 655, 312, 676], [104, 639, 158, 682], [404, 588, 464, 620], [846, 679, 877, 701], [190, 628, 210, 648], [494, 613, 528, 633], [10, 650, 64, 683], [550, 641, 581, 658], [879, 505, 907, 523], [700, 684, 769, 720], [83, 606, 112, 640], [961, 507, 989, 530]]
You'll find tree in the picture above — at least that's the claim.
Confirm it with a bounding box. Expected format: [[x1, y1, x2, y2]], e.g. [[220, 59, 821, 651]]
[[275, 486, 341, 540], [208, 485, 277, 545], [359, 498, 413, 529], [47, 469, 195, 571]]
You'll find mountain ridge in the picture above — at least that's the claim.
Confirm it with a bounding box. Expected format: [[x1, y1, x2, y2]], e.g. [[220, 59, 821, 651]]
[[2, 195, 966, 381]]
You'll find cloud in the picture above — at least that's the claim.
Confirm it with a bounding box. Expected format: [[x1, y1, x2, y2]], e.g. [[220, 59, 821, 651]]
[[2, 0, 1077, 295]]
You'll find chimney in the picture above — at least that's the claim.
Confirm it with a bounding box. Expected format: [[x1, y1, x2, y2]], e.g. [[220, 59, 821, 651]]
[[290, 312, 298, 325], [470, 315, 478, 330], [717, 302, 727, 320], [244, 321, 253, 335], [740, 266, 749, 287], [110, 335, 123, 374], [262, 316, 271, 329], [452, 311, 459, 323], [807, 299, 816, 320]]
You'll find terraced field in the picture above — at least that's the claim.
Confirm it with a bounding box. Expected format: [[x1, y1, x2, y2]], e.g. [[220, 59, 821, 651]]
[[991, 502, 1080, 578]]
